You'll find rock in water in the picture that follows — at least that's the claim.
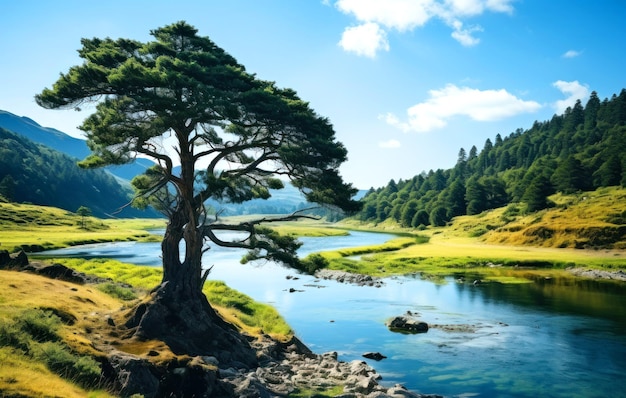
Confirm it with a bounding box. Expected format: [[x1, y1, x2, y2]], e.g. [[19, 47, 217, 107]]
[[363, 352, 387, 361], [387, 316, 429, 333]]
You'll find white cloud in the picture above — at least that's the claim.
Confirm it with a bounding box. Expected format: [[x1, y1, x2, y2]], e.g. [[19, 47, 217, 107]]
[[385, 84, 542, 132], [450, 21, 483, 46], [562, 50, 582, 58], [336, 0, 435, 31], [334, 0, 515, 55], [379, 139, 402, 148], [552, 80, 589, 113], [338, 22, 389, 58]]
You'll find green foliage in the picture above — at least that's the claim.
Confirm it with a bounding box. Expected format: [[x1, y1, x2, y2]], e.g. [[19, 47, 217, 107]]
[[429, 206, 449, 227], [33, 342, 101, 387], [16, 309, 62, 342], [96, 283, 137, 301], [298, 253, 329, 274], [357, 89, 626, 225], [0, 319, 30, 352]]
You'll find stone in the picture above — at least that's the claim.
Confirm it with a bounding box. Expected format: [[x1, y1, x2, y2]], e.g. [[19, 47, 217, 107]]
[[37, 263, 85, 284], [0, 250, 10, 266], [387, 316, 429, 333], [105, 353, 159, 398], [363, 352, 387, 361]]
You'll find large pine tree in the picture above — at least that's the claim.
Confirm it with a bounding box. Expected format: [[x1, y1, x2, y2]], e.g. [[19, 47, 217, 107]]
[[36, 22, 359, 362]]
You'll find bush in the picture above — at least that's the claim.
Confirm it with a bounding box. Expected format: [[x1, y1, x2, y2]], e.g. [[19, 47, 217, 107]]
[[0, 319, 29, 352], [298, 253, 328, 274], [16, 309, 61, 342], [97, 283, 137, 301], [34, 342, 101, 387]]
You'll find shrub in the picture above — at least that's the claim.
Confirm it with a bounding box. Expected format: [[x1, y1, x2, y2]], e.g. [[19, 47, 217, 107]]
[[0, 319, 29, 352], [298, 253, 328, 274], [34, 342, 101, 387], [16, 309, 61, 342], [97, 283, 137, 301]]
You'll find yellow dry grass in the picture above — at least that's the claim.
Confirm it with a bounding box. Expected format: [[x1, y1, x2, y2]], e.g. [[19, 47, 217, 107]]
[[0, 348, 111, 398], [0, 270, 121, 397], [482, 187, 626, 249]]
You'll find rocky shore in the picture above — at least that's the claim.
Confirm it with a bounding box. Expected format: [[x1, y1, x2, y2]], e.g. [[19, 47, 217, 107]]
[[567, 267, 626, 281], [103, 333, 443, 397], [315, 269, 385, 287], [219, 337, 442, 397]]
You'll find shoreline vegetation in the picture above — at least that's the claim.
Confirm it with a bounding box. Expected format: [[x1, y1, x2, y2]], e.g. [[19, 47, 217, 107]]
[[1, 187, 625, 396]]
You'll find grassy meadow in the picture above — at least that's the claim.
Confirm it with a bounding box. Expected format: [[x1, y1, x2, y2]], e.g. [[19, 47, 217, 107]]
[[0, 201, 165, 253], [327, 188, 626, 282]]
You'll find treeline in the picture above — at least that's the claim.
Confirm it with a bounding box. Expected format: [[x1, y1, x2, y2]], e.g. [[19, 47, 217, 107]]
[[357, 89, 626, 227], [0, 128, 157, 218]]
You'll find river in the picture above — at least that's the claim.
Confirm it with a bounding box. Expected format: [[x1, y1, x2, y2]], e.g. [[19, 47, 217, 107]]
[[38, 231, 626, 398]]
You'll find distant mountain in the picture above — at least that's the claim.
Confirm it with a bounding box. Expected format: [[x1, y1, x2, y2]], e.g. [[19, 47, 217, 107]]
[[0, 110, 155, 182], [0, 111, 90, 159], [0, 127, 159, 218]]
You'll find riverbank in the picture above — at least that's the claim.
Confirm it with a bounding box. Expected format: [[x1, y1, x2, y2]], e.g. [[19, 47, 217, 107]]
[[0, 252, 443, 397]]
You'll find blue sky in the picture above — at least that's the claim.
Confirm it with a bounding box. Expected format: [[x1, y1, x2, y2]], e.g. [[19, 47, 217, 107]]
[[1, 1, 625, 189]]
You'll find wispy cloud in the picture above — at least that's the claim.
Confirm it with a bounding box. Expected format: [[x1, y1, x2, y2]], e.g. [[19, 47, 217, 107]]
[[384, 84, 541, 133], [338, 22, 389, 58], [379, 139, 401, 148], [552, 80, 589, 113], [334, 0, 515, 56], [562, 49, 582, 58]]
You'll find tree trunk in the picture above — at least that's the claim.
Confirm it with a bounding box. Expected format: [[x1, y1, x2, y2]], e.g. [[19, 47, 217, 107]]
[[123, 208, 257, 368]]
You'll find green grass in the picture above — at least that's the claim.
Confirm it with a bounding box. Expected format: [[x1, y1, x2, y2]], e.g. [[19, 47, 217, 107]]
[[51, 258, 293, 340], [311, 189, 626, 283], [0, 201, 164, 253], [0, 307, 106, 396], [288, 385, 345, 397]]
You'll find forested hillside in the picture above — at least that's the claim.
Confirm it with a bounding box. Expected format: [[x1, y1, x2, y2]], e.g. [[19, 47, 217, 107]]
[[357, 89, 626, 227], [0, 128, 157, 218]]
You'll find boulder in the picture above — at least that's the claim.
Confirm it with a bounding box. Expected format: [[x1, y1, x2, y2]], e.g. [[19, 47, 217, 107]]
[[37, 263, 85, 284], [0, 250, 28, 268], [105, 353, 159, 398], [363, 352, 387, 361], [387, 316, 429, 333], [0, 250, 10, 266]]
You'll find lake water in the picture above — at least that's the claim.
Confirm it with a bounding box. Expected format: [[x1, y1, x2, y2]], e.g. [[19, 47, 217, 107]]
[[37, 231, 626, 397]]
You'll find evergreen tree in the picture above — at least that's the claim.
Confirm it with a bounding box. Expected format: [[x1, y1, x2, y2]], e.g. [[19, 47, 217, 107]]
[[465, 176, 486, 215], [429, 206, 449, 227], [400, 200, 419, 227], [552, 156, 589, 193], [36, 21, 359, 360], [523, 175, 554, 212], [412, 209, 430, 227], [584, 91, 601, 130], [445, 180, 466, 218], [593, 154, 623, 187], [0, 174, 15, 200]]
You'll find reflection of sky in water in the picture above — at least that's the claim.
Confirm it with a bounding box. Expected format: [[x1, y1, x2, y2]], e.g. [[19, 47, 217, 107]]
[[35, 232, 626, 398]]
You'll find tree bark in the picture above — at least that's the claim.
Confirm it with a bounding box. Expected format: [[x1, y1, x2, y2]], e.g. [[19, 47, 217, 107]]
[[123, 207, 257, 368]]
